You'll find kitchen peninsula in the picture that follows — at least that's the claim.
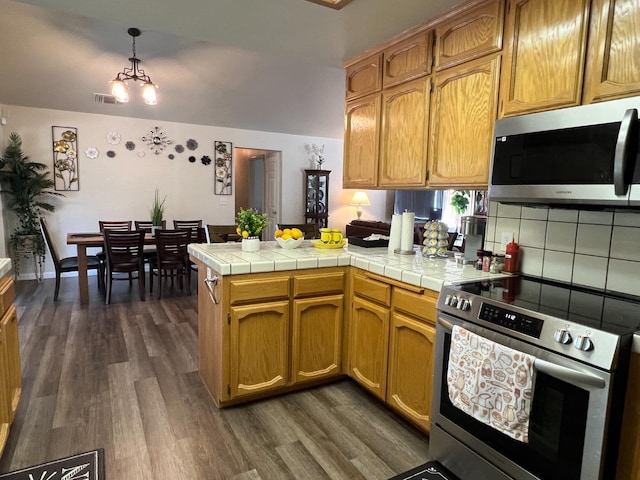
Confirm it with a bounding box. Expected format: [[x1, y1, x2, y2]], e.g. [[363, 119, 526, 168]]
[[188, 240, 504, 431]]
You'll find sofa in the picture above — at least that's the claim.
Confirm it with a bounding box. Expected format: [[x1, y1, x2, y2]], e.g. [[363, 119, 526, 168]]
[[346, 219, 423, 245]]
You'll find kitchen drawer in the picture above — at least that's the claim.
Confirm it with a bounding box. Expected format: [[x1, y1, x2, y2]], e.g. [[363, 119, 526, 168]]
[[393, 287, 438, 324], [293, 271, 344, 298], [229, 276, 290, 305], [0, 275, 15, 319], [353, 273, 391, 307]]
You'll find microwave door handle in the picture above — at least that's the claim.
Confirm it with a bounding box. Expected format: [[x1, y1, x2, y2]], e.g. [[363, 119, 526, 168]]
[[614, 108, 638, 196], [533, 358, 605, 389]]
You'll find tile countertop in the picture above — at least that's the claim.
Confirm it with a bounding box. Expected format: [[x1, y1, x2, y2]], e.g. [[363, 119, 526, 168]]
[[188, 240, 506, 292], [0, 258, 11, 279], [189, 242, 640, 352]]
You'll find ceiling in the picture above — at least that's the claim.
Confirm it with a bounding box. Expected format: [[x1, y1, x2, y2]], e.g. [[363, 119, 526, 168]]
[[0, 0, 460, 138]]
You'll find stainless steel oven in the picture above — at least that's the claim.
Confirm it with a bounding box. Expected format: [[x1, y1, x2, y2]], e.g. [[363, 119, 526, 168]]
[[430, 276, 640, 480]]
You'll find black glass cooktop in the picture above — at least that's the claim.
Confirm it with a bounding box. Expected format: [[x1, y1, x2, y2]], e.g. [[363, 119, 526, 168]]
[[452, 275, 640, 335]]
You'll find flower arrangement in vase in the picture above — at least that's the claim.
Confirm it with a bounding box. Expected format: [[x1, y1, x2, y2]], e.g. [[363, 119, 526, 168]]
[[235, 207, 269, 252]]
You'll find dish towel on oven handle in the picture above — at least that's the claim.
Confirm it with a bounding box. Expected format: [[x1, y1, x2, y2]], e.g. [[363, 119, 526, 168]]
[[447, 325, 537, 443]]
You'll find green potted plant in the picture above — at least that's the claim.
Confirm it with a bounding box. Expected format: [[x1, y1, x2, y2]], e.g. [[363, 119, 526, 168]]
[[235, 207, 269, 252], [0, 132, 62, 279], [450, 190, 470, 215], [149, 188, 167, 235]]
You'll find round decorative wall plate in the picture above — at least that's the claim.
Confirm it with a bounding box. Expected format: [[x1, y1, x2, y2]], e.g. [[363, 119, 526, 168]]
[[106, 131, 121, 145], [85, 146, 99, 159]]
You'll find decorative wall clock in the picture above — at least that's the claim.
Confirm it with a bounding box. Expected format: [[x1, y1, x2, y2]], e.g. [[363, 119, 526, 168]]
[[142, 126, 172, 154]]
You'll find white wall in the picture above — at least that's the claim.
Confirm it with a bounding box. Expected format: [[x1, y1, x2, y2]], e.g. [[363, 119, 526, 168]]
[[0, 104, 386, 279]]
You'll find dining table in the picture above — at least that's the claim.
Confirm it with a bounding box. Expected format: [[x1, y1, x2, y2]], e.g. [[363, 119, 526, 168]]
[[67, 231, 155, 304]]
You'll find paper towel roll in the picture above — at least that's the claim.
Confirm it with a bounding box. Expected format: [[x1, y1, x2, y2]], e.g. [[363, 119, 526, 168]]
[[400, 211, 415, 252], [388, 214, 402, 253]]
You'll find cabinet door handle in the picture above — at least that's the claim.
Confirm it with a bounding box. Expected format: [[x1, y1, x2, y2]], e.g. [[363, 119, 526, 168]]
[[204, 276, 219, 304]]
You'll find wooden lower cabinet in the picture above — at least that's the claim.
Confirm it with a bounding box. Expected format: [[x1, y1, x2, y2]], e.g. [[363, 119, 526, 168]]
[[0, 273, 20, 458], [617, 352, 640, 479], [229, 301, 290, 398], [195, 265, 346, 406], [292, 295, 343, 383], [387, 312, 436, 432], [349, 297, 390, 400]]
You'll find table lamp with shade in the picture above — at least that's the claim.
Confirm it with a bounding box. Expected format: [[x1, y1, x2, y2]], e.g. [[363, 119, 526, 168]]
[[350, 191, 371, 219]]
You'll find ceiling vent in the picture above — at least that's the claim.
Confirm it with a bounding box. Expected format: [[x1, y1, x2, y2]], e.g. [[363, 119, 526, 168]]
[[93, 93, 122, 104]]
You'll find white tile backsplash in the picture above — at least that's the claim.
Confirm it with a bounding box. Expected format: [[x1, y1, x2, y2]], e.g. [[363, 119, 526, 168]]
[[497, 203, 522, 218], [610, 226, 640, 261], [578, 210, 613, 225], [607, 259, 640, 296], [572, 255, 608, 289], [575, 224, 611, 257], [519, 220, 546, 248], [520, 246, 544, 277], [545, 222, 577, 252], [614, 211, 640, 227], [492, 202, 640, 296], [542, 250, 574, 282], [521, 206, 549, 221], [548, 209, 579, 222]]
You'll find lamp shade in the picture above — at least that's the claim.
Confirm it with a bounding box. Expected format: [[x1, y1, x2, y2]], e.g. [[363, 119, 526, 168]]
[[350, 191, 371, 206]]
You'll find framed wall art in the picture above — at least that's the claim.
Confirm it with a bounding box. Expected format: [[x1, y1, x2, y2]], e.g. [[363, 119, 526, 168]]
[[214, 141, 233, 195], [52, 126, 79, 191]]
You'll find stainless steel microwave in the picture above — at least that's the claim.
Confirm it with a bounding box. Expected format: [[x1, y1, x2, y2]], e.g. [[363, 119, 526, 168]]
[[489, 96, 640, 208]]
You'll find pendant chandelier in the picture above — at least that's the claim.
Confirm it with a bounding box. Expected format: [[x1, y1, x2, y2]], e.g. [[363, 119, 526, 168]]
[[110, 27, 158, 105]]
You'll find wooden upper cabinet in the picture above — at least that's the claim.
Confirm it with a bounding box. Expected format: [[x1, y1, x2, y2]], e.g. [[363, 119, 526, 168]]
[[583, 0, 640, 103], [429, 54, 501, 187], [499, 0, 590, 117], [434, 0, 505, 71], [345, 53, 383, 101], [343, 93, 381, 188], [382, 30, 433, 89], [379, 77, 430, 187]]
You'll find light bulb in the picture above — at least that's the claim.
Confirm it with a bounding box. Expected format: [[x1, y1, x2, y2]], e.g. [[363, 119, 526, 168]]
[[110, 80, 129, 103], [142, 83, 158, 105]]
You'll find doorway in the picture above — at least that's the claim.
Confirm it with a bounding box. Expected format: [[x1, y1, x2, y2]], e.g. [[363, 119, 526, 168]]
[[235, 148, 282, 240]]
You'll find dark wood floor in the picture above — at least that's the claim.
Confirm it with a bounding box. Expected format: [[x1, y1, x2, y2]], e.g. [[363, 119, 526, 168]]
[[0, 274, 431, 479]]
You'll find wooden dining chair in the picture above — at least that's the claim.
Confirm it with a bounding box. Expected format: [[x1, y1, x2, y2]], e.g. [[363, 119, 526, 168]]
[[134, 220, 166, 232], [150, 229, 191, 299], [134, 220, 166, 272], [277, 223, 320, 239], [173, 219, 202, 239], [103, 229, 145, 304], [97, 221, 133, 286], [205, 225, 241, 243], [40, 218, 104, 301]]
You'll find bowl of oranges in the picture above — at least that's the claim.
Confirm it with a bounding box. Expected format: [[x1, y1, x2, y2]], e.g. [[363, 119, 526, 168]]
[[274, 227, 304, 249]]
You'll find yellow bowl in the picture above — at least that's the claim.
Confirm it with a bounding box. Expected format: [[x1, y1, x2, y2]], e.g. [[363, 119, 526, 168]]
[[275, 236, 304, 249]]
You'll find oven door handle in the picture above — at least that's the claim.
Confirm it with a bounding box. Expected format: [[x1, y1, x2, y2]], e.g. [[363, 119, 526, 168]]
[[533, 359, 606, 389], [436, 317, 606, 389]]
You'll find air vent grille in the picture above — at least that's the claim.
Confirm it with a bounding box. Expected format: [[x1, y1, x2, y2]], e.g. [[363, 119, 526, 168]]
[[93, 93, 121, 104]]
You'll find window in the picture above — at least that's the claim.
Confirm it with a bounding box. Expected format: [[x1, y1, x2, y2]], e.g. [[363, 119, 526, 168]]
[[393, 190, 443, 221]]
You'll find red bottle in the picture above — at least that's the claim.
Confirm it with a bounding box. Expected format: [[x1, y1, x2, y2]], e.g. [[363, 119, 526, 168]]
[[504, 239, 519, 273]]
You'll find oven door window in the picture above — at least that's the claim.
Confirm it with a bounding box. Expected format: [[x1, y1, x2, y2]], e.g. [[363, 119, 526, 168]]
[[440, 334, 589, 480]]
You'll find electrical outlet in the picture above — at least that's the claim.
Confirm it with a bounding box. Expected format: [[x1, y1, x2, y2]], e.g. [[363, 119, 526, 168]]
[[219, 197, 228, 206], [501, 231, 514, 251]]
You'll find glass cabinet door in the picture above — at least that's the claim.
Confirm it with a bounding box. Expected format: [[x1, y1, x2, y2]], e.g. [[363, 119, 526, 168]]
[[304, 169, 330, 228]]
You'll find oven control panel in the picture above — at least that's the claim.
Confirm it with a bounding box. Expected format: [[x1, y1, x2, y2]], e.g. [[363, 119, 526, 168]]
[[479, 303, 544, 338]]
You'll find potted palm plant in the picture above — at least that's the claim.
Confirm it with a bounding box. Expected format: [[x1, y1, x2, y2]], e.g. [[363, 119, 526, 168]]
[[0, 132, 62, 278], [149, 188, 167, 235]]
